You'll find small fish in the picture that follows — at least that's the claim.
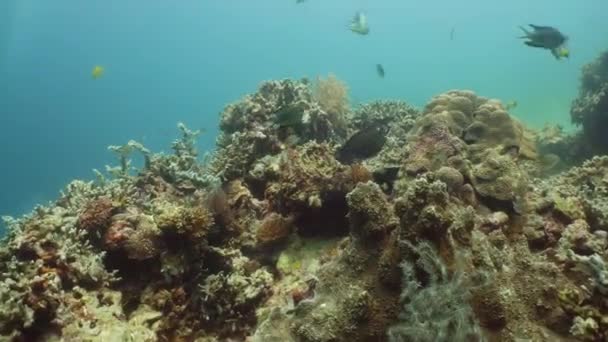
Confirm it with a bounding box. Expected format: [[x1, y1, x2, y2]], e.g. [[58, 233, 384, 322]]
[[336, 122, 388, 164], [450, 27, 455, 40], [376, 64, 385, 78], [296, 0, 306, 3], [275, 105, 304, 128], [349, 12, 369, 35], [518, 24, 569, 59], [91, 65, 105, 79], [505, 100, 518, 111]]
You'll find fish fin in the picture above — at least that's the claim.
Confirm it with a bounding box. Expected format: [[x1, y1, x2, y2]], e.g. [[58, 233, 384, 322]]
[[518, 26, 530, 38], [529, 24, 551, 30], [550, 49, 561, 59], [524, 41, 544, 48]]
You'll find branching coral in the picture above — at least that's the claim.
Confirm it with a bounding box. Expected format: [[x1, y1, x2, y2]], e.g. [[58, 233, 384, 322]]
[[568, 251, 608, 295], [0, 205, 115, 339], [107, 140, 151, 177], [147, 123, 219, 190], [198, 249, 273, 333]]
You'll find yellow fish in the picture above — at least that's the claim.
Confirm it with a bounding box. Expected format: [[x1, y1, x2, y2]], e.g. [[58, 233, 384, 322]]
[[91, 65, 105, 79]]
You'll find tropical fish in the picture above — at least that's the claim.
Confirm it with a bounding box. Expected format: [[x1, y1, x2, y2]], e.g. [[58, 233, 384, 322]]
[[349, 12, 369, 35], [518, 24, 569, 59], [505, 100, 518, 111], [376, 64, 385, 78], [91, 65, 105, 79], [275, 105, 304, 128], [336, 122, 388, 164]]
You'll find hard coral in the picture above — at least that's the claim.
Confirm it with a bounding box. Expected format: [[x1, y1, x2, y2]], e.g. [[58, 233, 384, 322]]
[[353, 100, 420, 173], [255, 212, 293, 248], [472, 147, 528, 205], [346, 181, 398, 241], [571, 50, 608, 154], [541, 156, 608, 231], [212, 79, 344, 180], [404, 123, 466, 175], [404, 90, 537, 178], [198, 249, 273, 334], [106, 209, 163, 260], [77, 197, 116, 232], [265, 141, 350, 212], [154, 199, 214, 241]]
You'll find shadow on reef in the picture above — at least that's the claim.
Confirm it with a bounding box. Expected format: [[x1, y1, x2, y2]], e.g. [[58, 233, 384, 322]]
[[2, 76, 608, 342]]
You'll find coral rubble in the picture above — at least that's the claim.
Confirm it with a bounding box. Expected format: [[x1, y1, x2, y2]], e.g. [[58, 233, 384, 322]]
[[2, 77, 608, 342]]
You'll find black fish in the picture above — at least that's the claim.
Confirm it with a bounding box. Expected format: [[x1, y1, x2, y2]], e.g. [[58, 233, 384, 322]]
[[336, 123, 388, 164], [275, 105, 304, 128], [519, 24, 568, 58], [376, 64, 385, 78]]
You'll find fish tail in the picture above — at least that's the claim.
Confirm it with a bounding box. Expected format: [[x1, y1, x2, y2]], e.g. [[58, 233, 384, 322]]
[[518, 25, 530, 38]]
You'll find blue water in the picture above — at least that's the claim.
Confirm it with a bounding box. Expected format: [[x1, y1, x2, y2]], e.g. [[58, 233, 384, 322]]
[[1, 0, 608, 233]]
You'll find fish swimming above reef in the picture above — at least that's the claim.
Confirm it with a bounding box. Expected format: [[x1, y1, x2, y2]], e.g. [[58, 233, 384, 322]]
[[336, 122, 388, 164], [518, 24, 569, 59], [505, 100, 518, 111], [274, 105, 304, 128], [349, 12, 369, 35], [376, 64, 385, 78], [91, 65, 105, 79]]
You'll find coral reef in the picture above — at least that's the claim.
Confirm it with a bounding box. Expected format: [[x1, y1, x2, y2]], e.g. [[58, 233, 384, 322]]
[[3, 78, 608, 342], [350, 101, 419, 177], [211, 78, 351, 181], [387, 241, 483, 342], [571, 50, 608, 155]]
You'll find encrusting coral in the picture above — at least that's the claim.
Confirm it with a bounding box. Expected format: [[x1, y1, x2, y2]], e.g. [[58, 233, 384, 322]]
[[3, 74, 608, 342]]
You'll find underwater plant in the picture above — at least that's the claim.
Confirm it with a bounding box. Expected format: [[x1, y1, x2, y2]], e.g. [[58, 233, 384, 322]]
[[312, 74, 350, 134], [388, 241, 484, 342]]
